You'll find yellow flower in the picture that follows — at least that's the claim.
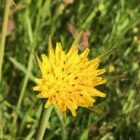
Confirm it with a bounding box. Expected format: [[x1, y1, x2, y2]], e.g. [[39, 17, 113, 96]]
[[33, 43, 106, 116]]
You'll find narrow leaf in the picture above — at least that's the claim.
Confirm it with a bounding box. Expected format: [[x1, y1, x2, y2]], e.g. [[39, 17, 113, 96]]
[[98, 47, 118, 61], [88, 105, 105, 116], [34, 52, 41, 66], [49, 35, 53, 49], [72, 31, 83, 46], [9, 57, 35, 82]]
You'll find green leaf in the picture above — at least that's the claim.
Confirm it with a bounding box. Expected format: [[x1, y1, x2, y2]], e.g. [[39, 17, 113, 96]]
[[9, 57, 35, 82], [72, 31, 83, 46], [98, 47, 118, 61], [34, 52, 41, 66], [80, 129, 89, 140], [88, 105, 105, 116]]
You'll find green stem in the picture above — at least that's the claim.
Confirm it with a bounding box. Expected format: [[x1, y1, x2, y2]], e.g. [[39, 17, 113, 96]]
[[54, 107, 67, 140], [35, 105, 53, 140], [16, 52, 34, 114], [11, 51, 34, 139], [0, 0, 11, 82], [0, 104, 4, 139]]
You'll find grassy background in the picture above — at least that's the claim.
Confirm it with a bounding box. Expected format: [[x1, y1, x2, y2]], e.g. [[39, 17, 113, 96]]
[[0, 0, 140, 139]]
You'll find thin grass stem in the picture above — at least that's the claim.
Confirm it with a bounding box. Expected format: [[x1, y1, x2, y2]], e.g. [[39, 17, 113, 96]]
[[35, 105, 53, 140], [11, 51, 34, 139], [0, 0, 11, 82]]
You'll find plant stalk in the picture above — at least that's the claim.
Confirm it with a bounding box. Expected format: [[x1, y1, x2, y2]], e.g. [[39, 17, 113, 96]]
[[35, 105, 53, 140], [11, 51, 34, 139], [0, 0, 11, 82]]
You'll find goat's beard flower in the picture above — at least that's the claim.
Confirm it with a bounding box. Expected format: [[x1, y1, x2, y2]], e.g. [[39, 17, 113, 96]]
[[33, 43, 106, 116]]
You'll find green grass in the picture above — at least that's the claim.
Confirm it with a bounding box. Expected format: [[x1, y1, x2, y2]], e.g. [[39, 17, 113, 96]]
[[0, 0, 140, 139]]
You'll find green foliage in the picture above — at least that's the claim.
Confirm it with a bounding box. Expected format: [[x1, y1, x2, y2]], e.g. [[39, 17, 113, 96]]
[[0, 0, 140, 139]]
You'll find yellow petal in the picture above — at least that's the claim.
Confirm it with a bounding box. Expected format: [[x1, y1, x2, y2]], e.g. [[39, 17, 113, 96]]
[[34, 78, 42, 84], [66, 45, 78, 58], [33, 86, 40, 91], [55, 42, 62, 60], [80, 48, 90, 58], [96, 69, 106, 76], [45, 100, 51, 108], [65, 100, 77, 116], [90, 88, 106, 97], [92, 78, 106, 86], [48, 43, 55, 65]]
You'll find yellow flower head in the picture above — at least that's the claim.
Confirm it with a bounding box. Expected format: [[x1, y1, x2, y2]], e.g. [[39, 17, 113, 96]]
[[33, 42, 106, 116]]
